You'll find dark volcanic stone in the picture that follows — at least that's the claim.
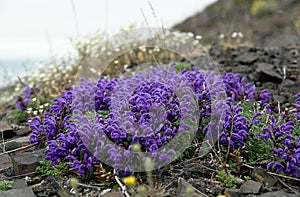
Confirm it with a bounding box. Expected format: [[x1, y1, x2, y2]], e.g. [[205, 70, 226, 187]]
[[11, 150, 44, 175], [224, 188, 242, 197], [0, 187, 35, 197], [258, 69, 283, 84], [15, 126, 31, 136], [238, 53, 258, 65], [11, 179, 27, 189], [282, 79, 295, 87], [0, 154, 12, 170], [240, 180, 263, 194], [1, 141, 21, 152], [0, 121, 15, 140], [273, 95, 287, 103], [251, 168, 279, 188], [0, 136, 30, 152], [257, 190, 299, 197], [256, 63, 274, 72]]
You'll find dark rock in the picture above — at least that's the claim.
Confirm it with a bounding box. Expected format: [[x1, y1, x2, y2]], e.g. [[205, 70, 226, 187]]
[[11, 179, 27, 189], [1, 141, 21, 152], [257, 190, 299, 197], [283, 79, 295, 87], [240, 180, 263, 194], [251, 167, 279, 188], [224, 188, 242, 197], [0, 121, 15, 140], [273, 95, 287, 103], [11, 150, 44, 175], [0, 154, 12, 170], [15, 126, 31, 136], [256, 63, 274, 72], [101, 191, 124, 197], [238, 53, 258, 65], [258, 69, 283, 84], [0, 187, 35, 197], [47, 176, 60, 190], [0, 136, 30, 152]]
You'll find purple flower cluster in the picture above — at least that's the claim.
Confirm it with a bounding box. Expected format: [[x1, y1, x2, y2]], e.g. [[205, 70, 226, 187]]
[[222, 73, 257, 102], [217, 102, 249, 150], [30, 82, 103, 175], [29, 64, 278, 176], [16, 84, 33, 111], [294, 93, 300, 120], [72, 66, 197, 173], [257, 115, 300, 177]]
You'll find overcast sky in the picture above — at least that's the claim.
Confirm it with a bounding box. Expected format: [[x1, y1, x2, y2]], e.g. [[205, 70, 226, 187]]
[[0, 0, 216, 60]]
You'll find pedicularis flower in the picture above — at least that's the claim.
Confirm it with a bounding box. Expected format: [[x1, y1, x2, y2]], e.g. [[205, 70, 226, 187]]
[[16, 84, 40, 111], [257, 115, 300, 177], [294, 93, 300, 120], [29, 64, 280, 176]]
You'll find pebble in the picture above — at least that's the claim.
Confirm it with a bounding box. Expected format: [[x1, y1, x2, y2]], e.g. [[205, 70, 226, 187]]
[[240, 180, 263, 194]]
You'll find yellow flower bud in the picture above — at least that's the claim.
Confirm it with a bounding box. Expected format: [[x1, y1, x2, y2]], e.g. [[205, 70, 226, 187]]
[[132, 143, 141, 152], [123, 176, 136, 186]]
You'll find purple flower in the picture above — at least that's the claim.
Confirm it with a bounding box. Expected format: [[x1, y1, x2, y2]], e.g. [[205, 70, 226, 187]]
[[216, 102, 249, 150], [252, 112, 262, 125], [258, 89, 271, 106], [258, 115, 300, 177], [30, 63, 295, 176], [16, 83, 33, 111]]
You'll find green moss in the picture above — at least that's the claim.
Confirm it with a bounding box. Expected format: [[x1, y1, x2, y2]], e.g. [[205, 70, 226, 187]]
[[216, 170, 238, 188], [244, 136, 273, 164], [0, 180, 15, 191], [36, 160, 68, 177]]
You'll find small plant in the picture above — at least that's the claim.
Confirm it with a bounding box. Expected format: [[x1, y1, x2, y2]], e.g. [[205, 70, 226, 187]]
[[227, 159, 237, 173], [174, 62, 192, 72], [216, 170, 238, 188], [244, 176, 251, 181], [0, 180, 14, 191], [36, 160, 68, 177], [3, 109, 27, 124]]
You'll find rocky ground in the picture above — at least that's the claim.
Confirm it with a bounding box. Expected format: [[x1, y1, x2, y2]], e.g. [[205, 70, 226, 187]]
[[209, 43, 300, 103], [174, 0, 300, 46], [0, 42, 299, 197]]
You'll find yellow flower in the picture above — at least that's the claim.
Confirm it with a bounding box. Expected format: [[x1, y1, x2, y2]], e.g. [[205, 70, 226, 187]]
[[70, 177, 78, 189], [123, 176, 136, 186], [132, 143, 141, 152]]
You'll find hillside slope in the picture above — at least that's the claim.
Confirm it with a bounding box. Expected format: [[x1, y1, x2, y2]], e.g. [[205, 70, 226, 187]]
[[173, 0, 300, 46]]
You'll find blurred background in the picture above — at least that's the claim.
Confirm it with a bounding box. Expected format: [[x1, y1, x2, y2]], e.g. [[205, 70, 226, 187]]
[[1, 0, 300, 87], [0, 0, 216, 85]]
